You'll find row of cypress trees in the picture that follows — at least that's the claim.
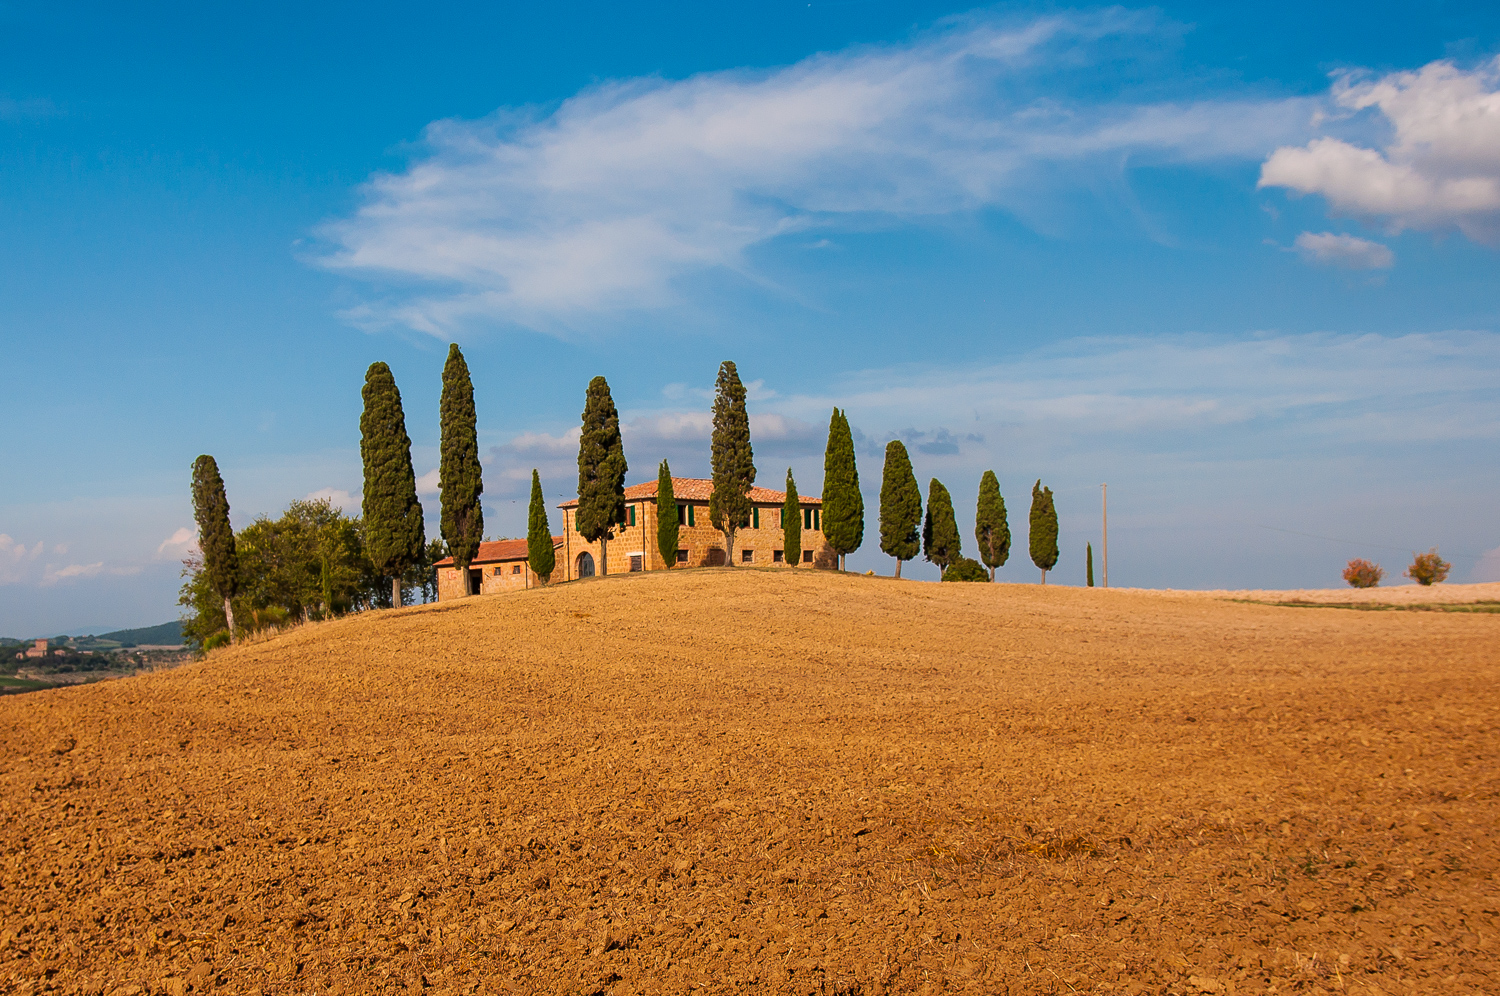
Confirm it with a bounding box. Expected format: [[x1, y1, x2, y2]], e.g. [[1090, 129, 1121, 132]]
[[874, 439, 1060, 582]]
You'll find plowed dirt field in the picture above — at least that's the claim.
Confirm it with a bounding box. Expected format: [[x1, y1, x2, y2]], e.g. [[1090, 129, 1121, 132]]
[[4, 570, 1498, 996]]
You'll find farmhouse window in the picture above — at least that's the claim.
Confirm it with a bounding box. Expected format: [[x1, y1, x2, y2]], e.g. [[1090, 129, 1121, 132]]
[[512, 565, 521, 574], [629, 554, 643, 572], [678, 505, 686, 525], [752, 507, 760, 528], [803, 550, 813, 563], [493, 567, 503, 576], [773, 549, 784, 562], [676, 549, 688, 563], [742, 549, 753, 563]]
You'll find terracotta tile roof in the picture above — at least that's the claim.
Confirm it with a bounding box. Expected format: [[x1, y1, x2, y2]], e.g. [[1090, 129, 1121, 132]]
[[433, 536, 561, 568], [557, 477, 821, 509]]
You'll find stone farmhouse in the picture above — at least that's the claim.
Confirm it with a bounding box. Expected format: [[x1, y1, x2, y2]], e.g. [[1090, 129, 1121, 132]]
[[556, 477, 823, 581], [433, 477, 825, 599], [434, 536, 562, 600]]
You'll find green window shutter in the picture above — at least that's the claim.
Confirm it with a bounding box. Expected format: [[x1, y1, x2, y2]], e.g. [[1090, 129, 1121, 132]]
[[814, 508, 820, 530], [752, 507, 760, 528], [629, 505, 636, 527], [688, 504, 695, 527]]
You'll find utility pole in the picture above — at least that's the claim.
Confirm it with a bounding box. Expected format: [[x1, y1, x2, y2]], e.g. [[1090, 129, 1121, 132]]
[[1101, 483, 1108, 588]]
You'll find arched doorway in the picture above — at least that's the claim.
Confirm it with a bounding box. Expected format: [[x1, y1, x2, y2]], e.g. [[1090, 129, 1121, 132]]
[[576, 552, 595, 578]]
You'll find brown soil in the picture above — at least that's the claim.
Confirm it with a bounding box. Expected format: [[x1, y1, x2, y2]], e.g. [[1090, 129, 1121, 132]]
[[3, 570, 1498, 995]]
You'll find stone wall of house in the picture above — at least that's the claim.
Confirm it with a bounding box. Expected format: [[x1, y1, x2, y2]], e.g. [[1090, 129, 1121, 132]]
[[558, 500, 826, 580], [436, 560, 547, 601]]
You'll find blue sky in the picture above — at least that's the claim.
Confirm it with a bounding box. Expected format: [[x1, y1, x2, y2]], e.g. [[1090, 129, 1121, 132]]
[[3, 1, 1499, 635]]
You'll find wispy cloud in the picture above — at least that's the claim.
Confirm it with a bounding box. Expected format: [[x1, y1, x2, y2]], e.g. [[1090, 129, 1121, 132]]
[[0, 534, 44, 585], [1293, 231, 1394, 269], [303, 487, 360, 514], [41, 562, 141, 586], [155, 527, 198, 559], [321, 11, 1311, 336], [1260, 57, 1500, 245]]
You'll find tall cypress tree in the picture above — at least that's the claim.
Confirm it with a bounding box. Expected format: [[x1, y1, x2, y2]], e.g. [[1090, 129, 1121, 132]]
[[577, 376, 627, 577], [709, 360, 755, 565], [439, 343, 484, 594], [191, 454, 240, 643], [1029, 479, 1059, 584], [878, 440, 921, 578], [656, 461, 680, 569], [922, 478, 961, 571], [974, 470, 1011, 582], [360, 362, 425, 608], [527, 469, 555, 583], [783, 469, 801, 567], [822, 407, 863, 570], [1086, 542, 1095, 587]]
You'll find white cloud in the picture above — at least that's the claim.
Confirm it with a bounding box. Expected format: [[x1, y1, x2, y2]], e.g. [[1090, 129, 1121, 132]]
[[303, 487, 359, 514], [1293, 231, 1394, 269], [0, 534, 44, 585], [1260, 58, 1500, 244], [155, 527, 198, 559], [39, 562, 142, 586], [415, 468, 441, 495], [321, 11, 1310, 335]]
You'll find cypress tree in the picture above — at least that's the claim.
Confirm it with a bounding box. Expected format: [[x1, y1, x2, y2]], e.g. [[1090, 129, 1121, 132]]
[[783, 469, 801, 567], [190, 454, 240, 643], [656, 461, 680, 569], [878, 440, 921, 578], [922, 478, 961, 571], [1029, 479, 1059, 584], [576, 376, 627, 576], [439, 343, 484, 594], [1086, 542, 1095, 587], [360, 362, 425, 608], [709, 360, 755, 565], [527, 469, 555, 583], [821, 407, 863, 570], [974, 470, 1011, 582]]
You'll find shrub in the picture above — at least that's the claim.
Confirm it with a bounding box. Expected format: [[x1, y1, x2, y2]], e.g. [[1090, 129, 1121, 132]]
[[203, 630, 231, 652], [1405, 548, 1451, 586], [1342, 558, 1384, 588], [942, 557, 989, 582]]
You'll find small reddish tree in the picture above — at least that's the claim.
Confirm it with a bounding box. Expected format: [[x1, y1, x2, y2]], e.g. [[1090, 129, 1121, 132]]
[[1342, 558, 1384, 588], [1405, 548, 1451, 586]]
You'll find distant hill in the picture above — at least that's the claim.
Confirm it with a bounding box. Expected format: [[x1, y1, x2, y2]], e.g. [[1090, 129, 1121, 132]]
[[97, 621, 182, 647]]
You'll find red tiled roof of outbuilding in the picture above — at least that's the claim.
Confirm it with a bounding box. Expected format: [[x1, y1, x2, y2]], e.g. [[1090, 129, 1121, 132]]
[[557, 477, 820, 509], [433, 536, 561, 568]]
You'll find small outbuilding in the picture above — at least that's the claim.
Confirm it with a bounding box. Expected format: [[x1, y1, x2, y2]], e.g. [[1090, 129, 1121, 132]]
[[434, 537, 562, 600]]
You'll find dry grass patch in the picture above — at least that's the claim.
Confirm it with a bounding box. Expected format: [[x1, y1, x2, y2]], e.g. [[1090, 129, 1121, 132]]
[[3, 570, 1498, 994]]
